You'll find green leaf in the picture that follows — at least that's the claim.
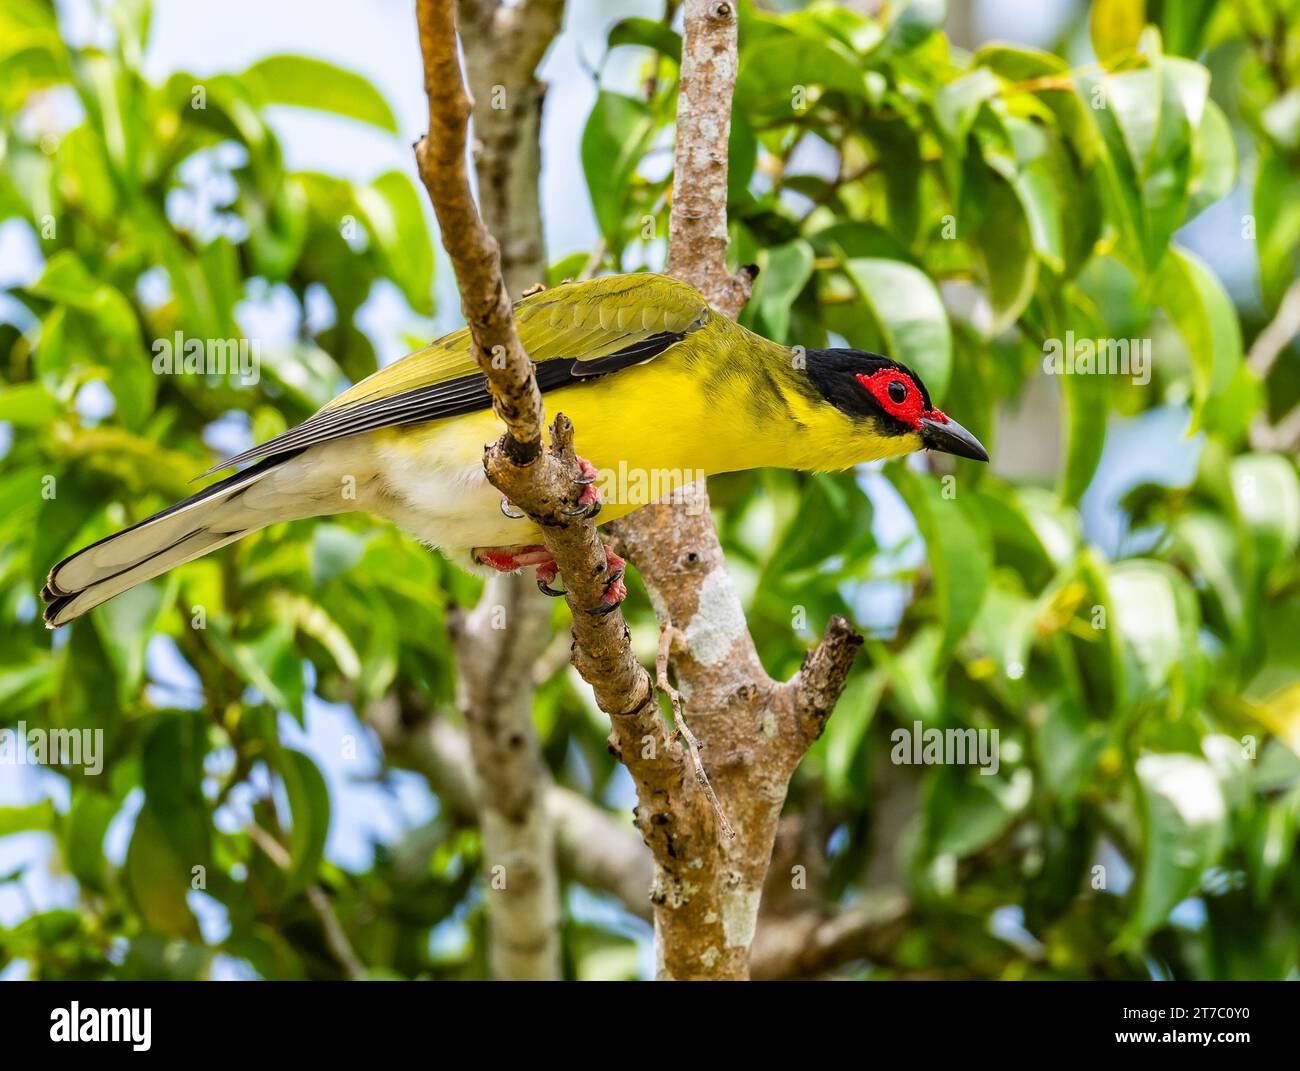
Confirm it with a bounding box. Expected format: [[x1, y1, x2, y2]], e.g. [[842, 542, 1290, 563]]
[[883, 0, 947, 54], [27, 251, 154, 428], [1038, 693, 1108, 806], [354, 171, 434, 315], [1090, 0, 1146, 64], [1154, 0, 1222, 57], [607, 17, 681, 60], [1108, 560, 1201, 712], [0, 382, 60, 425], [1254, 151, 1300, 312], [208, 619, 304, 719], [842, 258, 953, 401], [823, 670, 886, 801], [0, 800, 56, 836], [278, 748, 330, 896], [126, 805, 199, 937], [1155, 244, 1242, 413], [861, 118, 923, 244], [141, 712, 211, 865], [92, 580, 168, 702], [310, 523, 369, 585], [736, 33, 868, 113], [728, 111, 757, 201], [1231, 454, 1300, 579], [1059, 371, 1108, 506], [581, 91, 655, 243], [753, 239, 813, 342], [1079, 54, 1207, 272], [935, 68, 1001, 148], [891, 466, 992, 658], [1122, 752, 1226, 945], [923, 767, 1033, 861], [1186, 100, 1235, 220], [962, 160, 1038, 334], [242, 55, 398, 132], [64, 789, 118, 892]]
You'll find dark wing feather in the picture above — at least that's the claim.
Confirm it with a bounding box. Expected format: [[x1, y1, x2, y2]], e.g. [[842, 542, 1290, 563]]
[[199, 326, 695, 477]]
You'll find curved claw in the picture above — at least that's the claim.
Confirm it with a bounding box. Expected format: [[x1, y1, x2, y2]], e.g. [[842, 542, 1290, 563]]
[[537, 577, 566, 598], [562, 499, 602, 519], [500, 497, 525, 520], [585, 565, 626, 614], [574, 472, 597, 486]]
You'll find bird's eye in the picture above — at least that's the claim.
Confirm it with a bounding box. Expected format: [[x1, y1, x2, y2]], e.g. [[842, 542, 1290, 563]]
[[888, 380, 908, 404]]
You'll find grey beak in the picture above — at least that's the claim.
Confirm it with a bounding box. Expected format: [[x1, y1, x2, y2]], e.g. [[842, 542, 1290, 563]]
[[920, 415, 988, 462]]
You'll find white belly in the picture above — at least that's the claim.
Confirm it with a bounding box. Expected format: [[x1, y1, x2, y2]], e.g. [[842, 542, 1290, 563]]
[[359, 430, 546, 555]]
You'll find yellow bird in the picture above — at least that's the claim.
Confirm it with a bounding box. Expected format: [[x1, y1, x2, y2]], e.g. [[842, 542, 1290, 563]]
[[42, 273, 987, 627]]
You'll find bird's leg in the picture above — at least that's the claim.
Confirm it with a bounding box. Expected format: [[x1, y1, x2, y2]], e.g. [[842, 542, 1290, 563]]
[[471, 542, 627, 611], [472, 545, 554, 572]]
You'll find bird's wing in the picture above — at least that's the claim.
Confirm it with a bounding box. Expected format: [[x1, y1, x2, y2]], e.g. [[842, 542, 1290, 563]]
[[202, 274, 708, 475]]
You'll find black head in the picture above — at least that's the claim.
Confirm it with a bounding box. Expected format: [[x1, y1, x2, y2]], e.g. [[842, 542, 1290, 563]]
[[804, 348, 988, 462]]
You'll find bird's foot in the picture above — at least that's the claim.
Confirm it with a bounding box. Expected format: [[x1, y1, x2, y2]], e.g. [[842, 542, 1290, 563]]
[[536, 546, 625, 610], [596, 546, 628, 614], [473, 543, 626, 611], [562, 456, 602, 518], [534, 558, 564, 597]]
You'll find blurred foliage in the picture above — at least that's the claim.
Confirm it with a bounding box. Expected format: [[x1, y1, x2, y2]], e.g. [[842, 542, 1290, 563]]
[[1, 0, 1299, 980]]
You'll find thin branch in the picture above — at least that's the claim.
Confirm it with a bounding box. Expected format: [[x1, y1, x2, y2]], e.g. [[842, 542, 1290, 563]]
[[415, 0, 544, 459], [447, 574, 560, 978], [246, 822, 366, 980], [749, 893, 910, 980], [1248, 276, 1300, 452], [1248, 276, 1300, 379], [413, 0, 679, 794], [657, 622, 734, 839], [368, 698, 654, 920]]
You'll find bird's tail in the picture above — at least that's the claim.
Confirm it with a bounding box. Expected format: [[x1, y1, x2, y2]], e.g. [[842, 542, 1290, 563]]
[[42, 455, 294, 628]]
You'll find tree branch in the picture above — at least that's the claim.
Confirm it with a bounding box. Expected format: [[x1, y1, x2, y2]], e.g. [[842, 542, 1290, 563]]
[[414, 0, 665, 737], [606, 0, 864, 980], [412, 1, 684, 928], [368, 697, 653, 920], [1248, 276, 1300, 453], [749, 893, 910, 980], [416, 0, 569, 980], [448, 576, 560, 978]]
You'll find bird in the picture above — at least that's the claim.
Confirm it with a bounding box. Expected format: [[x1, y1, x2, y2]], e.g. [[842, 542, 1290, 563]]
[[41, 272, 987, 628]]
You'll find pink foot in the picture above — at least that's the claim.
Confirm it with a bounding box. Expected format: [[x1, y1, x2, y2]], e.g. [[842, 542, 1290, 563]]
[[568, 456, 602, 517], [473, 543, 626, 612], [600, 547, 627, 611], [473, 544, 554, 572]]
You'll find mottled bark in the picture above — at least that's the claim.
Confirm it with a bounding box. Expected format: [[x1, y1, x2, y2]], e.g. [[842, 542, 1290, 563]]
[[607, 0, 865, 980], [456, 0, 564, 298], [448, 576, 558, 978], [413, 0, 688, 974]]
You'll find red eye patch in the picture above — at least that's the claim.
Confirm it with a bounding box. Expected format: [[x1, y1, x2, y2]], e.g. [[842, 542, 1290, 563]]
[[855, 369, 927, 428]]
